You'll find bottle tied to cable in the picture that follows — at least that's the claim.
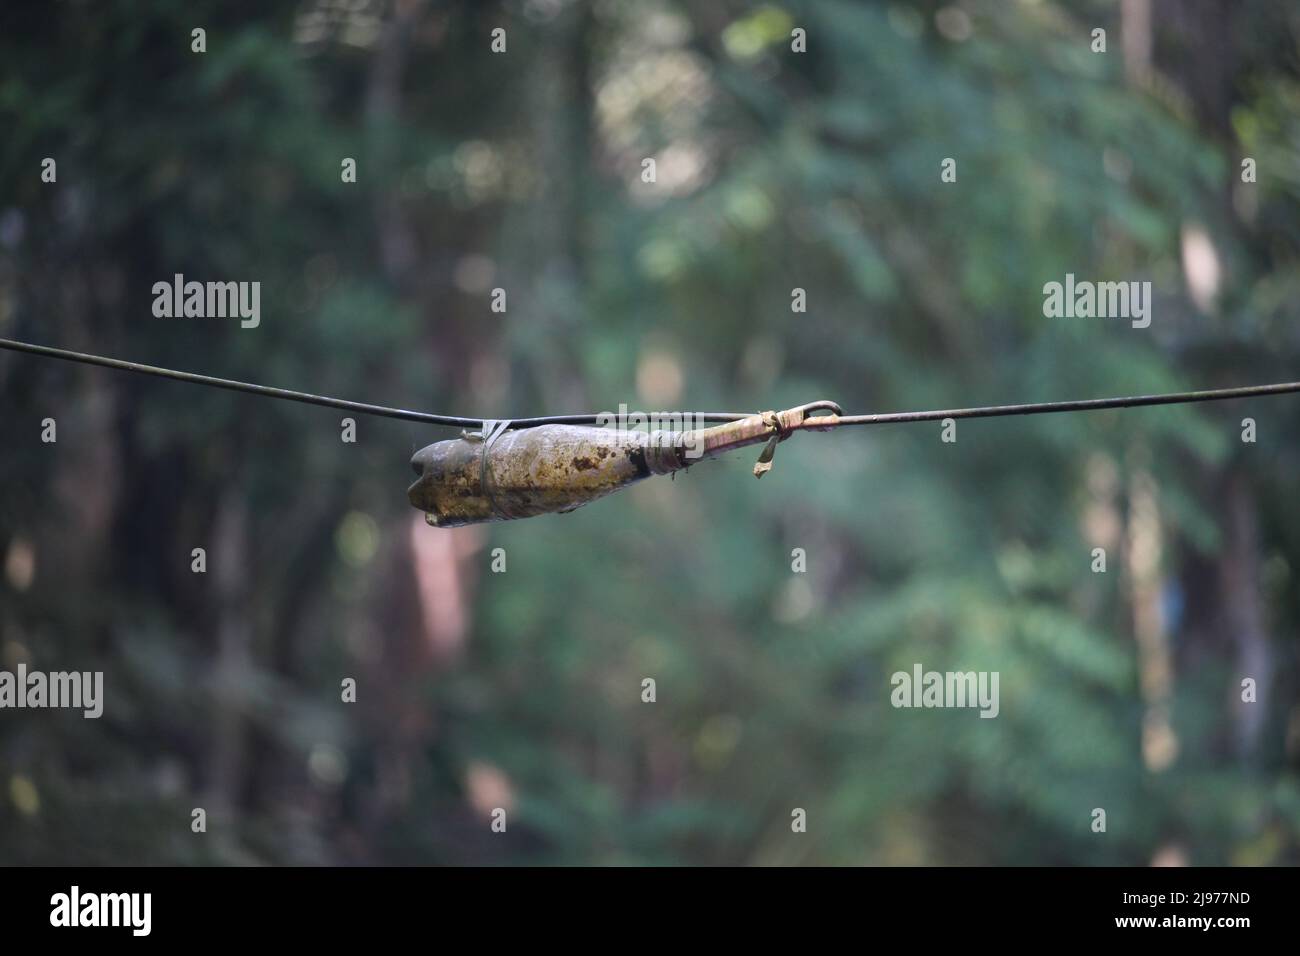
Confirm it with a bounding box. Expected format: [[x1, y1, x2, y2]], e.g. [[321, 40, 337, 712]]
[[5, 336, 1300, 530], [408, 401, 841, 527]]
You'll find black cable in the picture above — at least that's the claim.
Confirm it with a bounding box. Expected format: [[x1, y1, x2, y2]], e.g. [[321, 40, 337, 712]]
[[0, 338, 754, 429], [4, 337, 1299, 430], [831, 380, 1300, 427]]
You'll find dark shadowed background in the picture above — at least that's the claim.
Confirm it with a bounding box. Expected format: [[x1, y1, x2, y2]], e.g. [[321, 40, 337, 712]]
[[1, 0, 1298, 865]]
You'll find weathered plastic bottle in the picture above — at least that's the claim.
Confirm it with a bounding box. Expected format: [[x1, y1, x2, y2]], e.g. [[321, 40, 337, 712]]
[[408, 402, 840, 527]]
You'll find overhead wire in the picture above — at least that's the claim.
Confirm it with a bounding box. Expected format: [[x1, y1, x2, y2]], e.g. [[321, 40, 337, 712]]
[[4, 337, 1300, 431]]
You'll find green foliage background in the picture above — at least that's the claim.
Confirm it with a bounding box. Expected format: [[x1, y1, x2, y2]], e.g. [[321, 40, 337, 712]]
[[1, 0, 1298, 865]]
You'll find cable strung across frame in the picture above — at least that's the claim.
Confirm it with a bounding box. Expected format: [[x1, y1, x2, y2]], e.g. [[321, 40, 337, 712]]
[[5, 336, 1300, 528]]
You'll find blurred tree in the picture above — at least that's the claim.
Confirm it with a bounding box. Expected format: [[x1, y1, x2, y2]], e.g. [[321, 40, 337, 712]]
[[0, 0, 1297, 865]]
